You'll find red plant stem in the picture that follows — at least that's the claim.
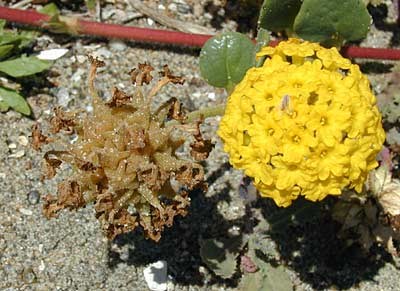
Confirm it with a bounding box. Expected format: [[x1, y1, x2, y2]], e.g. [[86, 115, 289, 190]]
[[341, 46, 400, 60], [78, 19, 211, 47], [1, 6, 400, 60], [0, 5, 48, 24]]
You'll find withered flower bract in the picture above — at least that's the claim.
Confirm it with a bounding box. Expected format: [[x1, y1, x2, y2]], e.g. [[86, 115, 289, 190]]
[[33, 57, 212, 241]]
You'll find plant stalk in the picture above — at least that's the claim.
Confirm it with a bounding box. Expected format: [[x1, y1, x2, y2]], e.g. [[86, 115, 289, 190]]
[[0, 7, 400, 60], [167, 104, 226, 126], [185, 104, 226, 123]]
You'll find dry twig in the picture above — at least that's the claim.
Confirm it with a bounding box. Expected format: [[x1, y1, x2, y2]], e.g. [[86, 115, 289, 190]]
[[127, 0, 215, 35]]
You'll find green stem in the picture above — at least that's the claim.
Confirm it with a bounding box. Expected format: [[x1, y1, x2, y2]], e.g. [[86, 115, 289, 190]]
[[167, 103, 226, 126], [186, 103, 225, 122], [225, 81, 236, 95]]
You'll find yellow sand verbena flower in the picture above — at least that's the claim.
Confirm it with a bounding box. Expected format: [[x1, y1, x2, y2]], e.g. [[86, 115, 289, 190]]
[[218, 38, 385, 207]]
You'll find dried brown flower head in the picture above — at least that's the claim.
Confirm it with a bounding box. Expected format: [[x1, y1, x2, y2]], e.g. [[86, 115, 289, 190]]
[[31, 123, 50, 151], [33, 58, 212, 241], [50, 107, 76, 134], [130, 63, 154, 85]]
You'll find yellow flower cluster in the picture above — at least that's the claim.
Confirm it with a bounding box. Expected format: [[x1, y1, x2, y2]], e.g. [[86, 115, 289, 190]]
[[218, 38, 385, 207]]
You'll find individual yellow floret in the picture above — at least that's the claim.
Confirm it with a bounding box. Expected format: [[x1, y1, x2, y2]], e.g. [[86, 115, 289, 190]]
[[218, 39, 385, 207]]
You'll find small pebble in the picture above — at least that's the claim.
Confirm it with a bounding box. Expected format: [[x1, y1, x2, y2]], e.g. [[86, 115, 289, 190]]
[[76, 55, 86, 63], [8, 143, 17, 149], [9, 150, 25, 158], [176, 2, 191, 14], [22, 267, 37, 283], [143, 260, 168, 291], [56, 87, 71, 107], [17, 135, 29, 146], [120, 248, 129, 261], [109, 40, 127, 51], [207, 92, 216, 100], [147, 18, 155, 26], [19, 208, 33, 216], [27, 190, 40, 205], [102, 9, 115, 20], [71, 68, 85, 83], [38, 261, 45, 272], [95, 47, 112, 59], [240, 255, 258, 273], [192, 92, 201, 98], [37, 48, 69, 60], [168, 3, 177, 12], [86, 105, 93, 112]]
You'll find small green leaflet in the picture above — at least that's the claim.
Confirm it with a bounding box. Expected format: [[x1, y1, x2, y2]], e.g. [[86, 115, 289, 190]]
[[0, 55, 51, 77], [0, 44, 14, 59], [38, 3, 60, 16]]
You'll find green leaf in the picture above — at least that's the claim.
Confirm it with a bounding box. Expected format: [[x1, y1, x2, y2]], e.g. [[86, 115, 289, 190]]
[[293, 0, 371, 44], [0, 44, 14, 59], [0, 32, 25, 46], [240, 262, 292, 291], [0, 55, 51, 77], [0, 100, 8, 112], [0, 20, 6, 34], [17, 31, 36, 49], [85, 0, 97, 12], [0, 31, 34, 49], [199, 237, 244, 279], [247, 221, 281, 260], [0, 86, 31, 115], [255, 28, 270, 52], [241, 243, 292, 291], [255, 28, 270, 67], [258, 0, 302, 32], [38, 3, 60, 16], [199, 32, 254, 90]]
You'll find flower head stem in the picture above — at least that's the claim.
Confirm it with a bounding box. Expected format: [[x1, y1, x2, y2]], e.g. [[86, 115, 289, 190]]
[[167, 103, 225, 127]]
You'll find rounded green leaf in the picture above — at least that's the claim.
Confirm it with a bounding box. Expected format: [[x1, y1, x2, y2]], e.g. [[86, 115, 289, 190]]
[[294, 0, 371, 44], [258, 0, 302, 32], [199, 32, 254, 89]]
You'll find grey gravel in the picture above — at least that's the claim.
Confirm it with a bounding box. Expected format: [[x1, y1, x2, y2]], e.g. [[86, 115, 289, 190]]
[[56, 87, 72, 107], [27, 190, 40, 205], [109, 40, 128, 52]]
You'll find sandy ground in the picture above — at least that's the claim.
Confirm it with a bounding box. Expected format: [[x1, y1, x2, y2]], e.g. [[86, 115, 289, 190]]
[[1, 1, 400, 290]]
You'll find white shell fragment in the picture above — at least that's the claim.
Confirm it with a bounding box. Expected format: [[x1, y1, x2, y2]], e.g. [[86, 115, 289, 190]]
[[36, 48, 69, 60], [19, 208, 33, 216], [9, 150, 25, 158], [17, 135, 29, 146], [143, 260, 168, 291]]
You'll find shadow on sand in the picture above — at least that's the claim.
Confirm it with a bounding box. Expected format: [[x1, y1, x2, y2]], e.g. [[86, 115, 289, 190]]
[[107, 164, 394, 289]]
